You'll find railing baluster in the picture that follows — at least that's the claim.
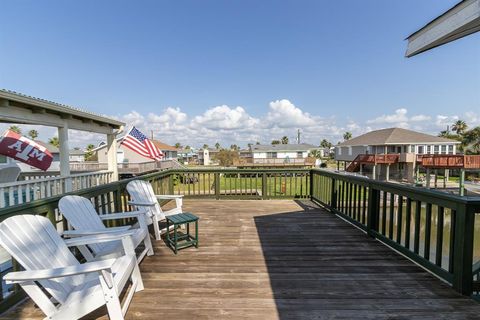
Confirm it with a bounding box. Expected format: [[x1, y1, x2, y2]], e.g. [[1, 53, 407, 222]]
[[436, 206, 445, 267], [405, 198, 412, 249], [396, 196, 403, 244], [424, 203, 432, 261]]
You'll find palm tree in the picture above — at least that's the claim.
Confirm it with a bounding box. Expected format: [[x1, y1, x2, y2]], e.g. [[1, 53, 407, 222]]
[[463, 126, 480, 154], [174, 142, 182, 149], [320, 139, 332, 148], [9, 125, 21, 134], [48, 137, 60, 148], [343, 132, 352, 141], [28, 129, 39, 140], [230, 144, 239, 151], [452, 120, 468, 135], [281, 136, 289, 144], [185, 145, 191, 150], [202, 144, 209, 150], [84, 144, 95, 161], [215, 142, 221, 150]]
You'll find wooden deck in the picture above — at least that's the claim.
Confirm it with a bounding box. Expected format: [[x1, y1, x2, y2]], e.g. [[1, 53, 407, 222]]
[[4, 200, 480, 319]]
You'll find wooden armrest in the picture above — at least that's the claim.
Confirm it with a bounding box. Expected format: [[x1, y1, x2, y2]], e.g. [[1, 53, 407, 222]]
[[155, 194, 183, 199], [64, 230, 137, 247], [4, 259, 116, 284], [128, 201, 157, 207], [62, 226, 131, 237], [98, 210, 146, 220]]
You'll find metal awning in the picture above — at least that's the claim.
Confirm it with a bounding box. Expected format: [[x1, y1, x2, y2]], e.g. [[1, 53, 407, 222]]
[[0, 89, 124, 134], [405, 0, 480, 57]]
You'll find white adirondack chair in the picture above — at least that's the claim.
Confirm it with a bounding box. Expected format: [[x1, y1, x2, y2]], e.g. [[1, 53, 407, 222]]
[[0, 215, 144, 320], [59, 195, 154, 262], [126, 180, 183, 240]]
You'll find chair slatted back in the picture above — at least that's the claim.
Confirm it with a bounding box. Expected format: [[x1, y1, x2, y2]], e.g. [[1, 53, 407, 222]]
[[127, 180, 165, 222], [0, 215, 83, 304], [59, 195, 109, 254]]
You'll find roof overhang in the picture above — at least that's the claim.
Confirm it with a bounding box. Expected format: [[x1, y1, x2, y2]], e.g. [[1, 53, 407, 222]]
[[405, 0, 480, 57], [0, 89, 125, 134]]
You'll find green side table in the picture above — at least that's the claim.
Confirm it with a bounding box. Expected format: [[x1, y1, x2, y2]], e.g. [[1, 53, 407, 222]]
[[165, 212, 199, 254]]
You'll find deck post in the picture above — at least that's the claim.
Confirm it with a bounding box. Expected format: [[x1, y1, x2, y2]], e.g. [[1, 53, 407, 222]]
[[366, 185, 380, 237], [426, 168, 431, 188], [452, 203, 475, 295], [359, 164, 363, 175], [434, 169, 438, 188], [459, 169, 465, 196], [214, 172, 220, 199], [261, 172, 268, 200], [57, 124, 72, 192], [330, 177, 337, 209], [106, 133, 119, 181]]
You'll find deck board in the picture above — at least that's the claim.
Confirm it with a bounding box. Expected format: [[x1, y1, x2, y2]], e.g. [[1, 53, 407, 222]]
[[3, 200, 480, 319]]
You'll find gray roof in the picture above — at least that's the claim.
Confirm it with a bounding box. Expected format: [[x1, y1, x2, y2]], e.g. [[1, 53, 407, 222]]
[[0, 89, 124, 128], [69, 149, 85, 156], [338, 128, 460, 147], [251, 143, 318, 152], [35, 141, 59, 154]]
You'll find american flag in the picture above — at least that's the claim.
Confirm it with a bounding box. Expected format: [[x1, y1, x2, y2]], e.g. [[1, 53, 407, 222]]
[[121, 127, 164, 160]]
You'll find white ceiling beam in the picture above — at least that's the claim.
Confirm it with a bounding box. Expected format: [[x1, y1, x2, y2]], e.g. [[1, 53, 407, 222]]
[[406, 0, 480, 57]]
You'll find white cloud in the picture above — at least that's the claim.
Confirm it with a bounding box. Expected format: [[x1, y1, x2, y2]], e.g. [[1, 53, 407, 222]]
[[1, 104, 479, 149], [266, 99, 316, 128], [191, 105, 259, 130]]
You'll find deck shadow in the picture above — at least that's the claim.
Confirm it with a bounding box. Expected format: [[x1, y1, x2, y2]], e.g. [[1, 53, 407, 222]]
[[253, 200, 480, 319]]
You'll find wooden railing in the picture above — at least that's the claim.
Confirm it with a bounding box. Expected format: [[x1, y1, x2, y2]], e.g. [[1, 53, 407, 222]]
[[419, 154, 480, 169], [235, 157, 315, 166], [0, 167, 479, 312], [0, 171, 113, 208], [310, 169, 480, 296]]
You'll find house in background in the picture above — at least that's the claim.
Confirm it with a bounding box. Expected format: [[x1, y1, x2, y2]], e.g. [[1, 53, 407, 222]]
[[335, 127, 460, 182], [69, 148, 85, 163], [235, 143, 319, 168], [198, 148, 220, 166]]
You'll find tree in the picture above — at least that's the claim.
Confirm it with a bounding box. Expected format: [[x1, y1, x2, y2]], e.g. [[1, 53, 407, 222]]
[[84, 144, 96, 161], [9, 125, 21, 134], [202, 144, 209, 150], [215, 142, 221, 150], [215, 149, 239, 167], [343, 132, 352, 141], [309, 150, 322, 159], [271, 140, 280, 145], [185, 145, 191, 150], [255, 141, 260, 145], [230, 144, 239, 151], [320, 139, 332, 148], [48, 136, 60, 148], [281, 136, 289, 144], [463, 126, 480, 154], [174, 142, 182, 149], [28, 129, 39, 140], [452, 120, 468, 135]]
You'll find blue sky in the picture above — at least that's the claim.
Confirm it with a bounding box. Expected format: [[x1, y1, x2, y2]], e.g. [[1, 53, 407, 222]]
[[1, 0, 479, 147]]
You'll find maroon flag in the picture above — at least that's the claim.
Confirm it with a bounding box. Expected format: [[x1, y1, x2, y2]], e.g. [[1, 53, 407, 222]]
[[0, 130, 53, 171]]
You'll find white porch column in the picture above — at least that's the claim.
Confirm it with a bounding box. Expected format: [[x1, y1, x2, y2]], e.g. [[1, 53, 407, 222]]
[[386, 164, 390, 182], [58, 124, 72, 191], [107, 133, 119, 181]]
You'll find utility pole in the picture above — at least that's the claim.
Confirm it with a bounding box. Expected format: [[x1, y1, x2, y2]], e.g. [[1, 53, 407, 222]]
[[151, 130, 154, 140], [297, 129, 301, 144]]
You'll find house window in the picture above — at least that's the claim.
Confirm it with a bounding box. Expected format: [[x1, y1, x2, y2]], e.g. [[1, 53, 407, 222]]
[[448, 145, 454, 154], [441, 145, 447, 154], [297, 152, 303, 158], [418, 146, 424, 154], [348, 147, 352, 156], [434, 145, 439, 154], [337, 147, 342, 155], [267, 152, 277, 158], [426, 145, 431, 154]]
